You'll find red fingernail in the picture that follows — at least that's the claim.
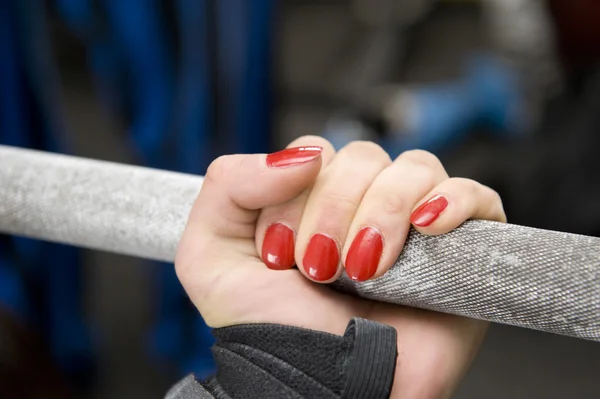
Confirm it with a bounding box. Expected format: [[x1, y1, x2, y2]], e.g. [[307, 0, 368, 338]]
[[266, 146, 323, 168], [262, 223, 295, 270], [345, 227, 383, 282], [302, 234, 339, 281], [410, 195, 449, 227]]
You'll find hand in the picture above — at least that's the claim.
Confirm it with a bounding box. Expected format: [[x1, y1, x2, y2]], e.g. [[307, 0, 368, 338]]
[[176, 136, 506, 398]]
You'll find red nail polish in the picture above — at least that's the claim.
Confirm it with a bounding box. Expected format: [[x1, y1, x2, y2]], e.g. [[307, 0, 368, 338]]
[[410, 195, 449, 227], [302, 234, 339, 281], [266, 146, 323, 168], [262, 223, 295, 270], [345, 227, 383, 282]]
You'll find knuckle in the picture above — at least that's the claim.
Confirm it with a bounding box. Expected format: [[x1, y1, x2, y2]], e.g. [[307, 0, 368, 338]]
[[417, 167, 439, 190], [379, 189, 408, 215], [204, 155, 229, 184], [339, 141, 391, 164], [484, 186, 506, 220], [489, 188, 503, 206], [447, 178, 506, 220], [397, 149, 442, 171], [449, 177, 480, 196], [319, 191, 361, 213], [341, 140, 379, 154], [480, 183, 500, 202], [204, 155, 244, 188]]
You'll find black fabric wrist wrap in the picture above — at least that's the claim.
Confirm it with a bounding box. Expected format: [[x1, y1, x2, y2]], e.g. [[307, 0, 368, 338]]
[[165, 318, 398, 399]]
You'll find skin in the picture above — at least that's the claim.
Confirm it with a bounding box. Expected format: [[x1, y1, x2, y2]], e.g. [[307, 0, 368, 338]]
[[176, 136, 506, 398]]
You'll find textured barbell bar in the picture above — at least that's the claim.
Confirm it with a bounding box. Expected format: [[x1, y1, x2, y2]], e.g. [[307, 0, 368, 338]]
[[0, 145, 599, 341]]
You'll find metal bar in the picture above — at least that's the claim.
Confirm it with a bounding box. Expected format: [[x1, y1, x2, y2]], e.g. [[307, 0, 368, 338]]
[[0, 145, 202, 261], [1, 145, 599, 341]]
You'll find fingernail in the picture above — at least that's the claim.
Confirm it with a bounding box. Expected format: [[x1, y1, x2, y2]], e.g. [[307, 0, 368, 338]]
[[302, 233, 339, 281], [410, 195, 449, 227], [266, 146, 323, 168], [345, 227, 383, 282], [262, 223, 296, 270]]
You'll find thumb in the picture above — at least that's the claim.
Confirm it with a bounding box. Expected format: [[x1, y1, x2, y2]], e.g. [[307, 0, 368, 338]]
[[176, 145, 329, 327], [186, 146, 323, 241]]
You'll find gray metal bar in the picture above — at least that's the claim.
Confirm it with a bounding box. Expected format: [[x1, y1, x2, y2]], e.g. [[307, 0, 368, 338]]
[[1, 145, 599, 341], [0, 145, 202, 262]]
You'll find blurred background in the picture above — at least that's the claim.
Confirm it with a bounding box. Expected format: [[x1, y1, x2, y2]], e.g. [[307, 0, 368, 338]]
[[1, 0, 600, 397]]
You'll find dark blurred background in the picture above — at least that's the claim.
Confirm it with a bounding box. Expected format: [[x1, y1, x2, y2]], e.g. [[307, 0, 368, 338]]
[[1, 0, 600, 397]]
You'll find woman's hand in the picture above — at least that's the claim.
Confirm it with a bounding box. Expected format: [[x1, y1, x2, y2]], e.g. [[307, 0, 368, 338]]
[[176, 136, 506, 398]]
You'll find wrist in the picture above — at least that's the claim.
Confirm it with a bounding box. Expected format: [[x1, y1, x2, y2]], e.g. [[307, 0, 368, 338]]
[[169, 318, 398, 399]]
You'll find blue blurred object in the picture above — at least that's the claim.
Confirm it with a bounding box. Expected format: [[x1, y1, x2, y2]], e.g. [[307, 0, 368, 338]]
[[103, 0, 175, 167], [385, 54, 527, 154], [324, 54, 527, 156], [2, 0, 275, 384], [98, 0, 216, 377], [0, 249, 29, 321], [55, 0, 128, 116], [0, 0, 95, 388], [237, 0, 274, 155], [175, 0, 213, 174], [214, 0, 273, 155], [172, 0, 216, 378], [54, 0, 93, 35], [54, 0, 275, 379]]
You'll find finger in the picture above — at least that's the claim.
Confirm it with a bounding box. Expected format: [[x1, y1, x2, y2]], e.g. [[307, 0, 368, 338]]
[[176, 146, 324, 322], [296, 141, 393, 283], [256, 136, 336, 270], [176, 146, 323, 283], [342, 150, 448, 281], [409, 177, 506, 235]]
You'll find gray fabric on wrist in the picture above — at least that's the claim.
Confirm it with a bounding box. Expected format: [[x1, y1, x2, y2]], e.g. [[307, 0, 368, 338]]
[[165, 318, 398, 399]]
